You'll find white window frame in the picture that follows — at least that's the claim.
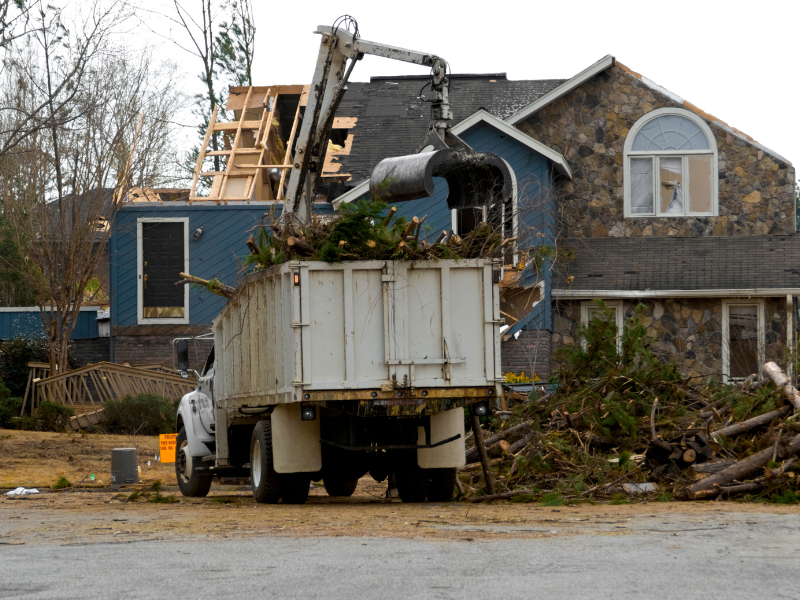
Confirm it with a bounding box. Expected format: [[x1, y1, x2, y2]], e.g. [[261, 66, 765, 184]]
[[623, 108, 718, 218], [137, 217, 190, 325], [452, 158, 519, 265], [581, 300, 623, 353], [721, 299, 765, 384]]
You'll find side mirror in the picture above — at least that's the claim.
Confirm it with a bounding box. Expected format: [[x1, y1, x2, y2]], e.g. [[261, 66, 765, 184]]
[[176, 339, 190, 372]]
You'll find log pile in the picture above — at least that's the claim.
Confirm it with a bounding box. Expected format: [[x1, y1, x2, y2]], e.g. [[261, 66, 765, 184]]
[[459, 303, 800, 504], [244, 199, 509, 270]]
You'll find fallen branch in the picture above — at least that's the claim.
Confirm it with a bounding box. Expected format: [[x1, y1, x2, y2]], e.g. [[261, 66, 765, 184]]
[[710, 405, 792, 439], [465, 420, 533, 463], [471, 414, 495, 496], [178, 272, 235, 298]]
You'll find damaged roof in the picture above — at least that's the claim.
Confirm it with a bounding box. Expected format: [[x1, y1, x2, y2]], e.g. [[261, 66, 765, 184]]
[[333, 74, 564, 180], [552, 236, 800, 296]]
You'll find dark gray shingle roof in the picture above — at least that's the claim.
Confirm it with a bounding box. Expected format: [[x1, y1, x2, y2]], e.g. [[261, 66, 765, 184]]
[[334, 74, 564, 180], [553, 236, 800, 292]]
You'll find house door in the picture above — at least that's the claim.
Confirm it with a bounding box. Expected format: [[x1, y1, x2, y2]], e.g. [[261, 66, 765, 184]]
[[142, 222, 185, 318]]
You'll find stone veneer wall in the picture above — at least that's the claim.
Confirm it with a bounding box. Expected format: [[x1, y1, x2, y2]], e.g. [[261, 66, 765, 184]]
[[552, 298, 792, 380], [501, 329, 552, 380], [519, 64, 796, 238]]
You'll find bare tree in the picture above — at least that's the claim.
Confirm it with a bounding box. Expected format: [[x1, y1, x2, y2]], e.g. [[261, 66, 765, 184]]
[[0, 1, 186, 374]]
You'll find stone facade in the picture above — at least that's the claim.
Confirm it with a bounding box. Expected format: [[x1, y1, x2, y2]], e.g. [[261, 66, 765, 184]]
[[552, 298, 792, 380], [520, 64, 796, 239], [501, 329, 552, 380]]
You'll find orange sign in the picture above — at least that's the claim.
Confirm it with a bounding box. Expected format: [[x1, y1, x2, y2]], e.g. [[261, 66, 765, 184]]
[[159, 433, 178, 463]]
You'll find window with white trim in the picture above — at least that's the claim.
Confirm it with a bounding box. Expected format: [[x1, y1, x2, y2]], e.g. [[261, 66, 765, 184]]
[[624, 108, 717, 217], [581, 300, 623, 353], [722, 300, 765, 383]]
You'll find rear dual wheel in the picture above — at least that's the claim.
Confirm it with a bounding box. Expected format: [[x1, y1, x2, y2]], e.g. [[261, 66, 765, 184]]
[[250, 420, 310, 504], [395, 461, 457, 503]]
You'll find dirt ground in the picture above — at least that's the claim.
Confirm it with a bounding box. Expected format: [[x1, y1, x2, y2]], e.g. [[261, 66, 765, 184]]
[[0, 428, 177, 489], [2, 428, 799, 546]]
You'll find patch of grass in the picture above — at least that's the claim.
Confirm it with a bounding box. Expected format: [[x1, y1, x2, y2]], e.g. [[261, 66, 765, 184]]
[[209, 497, 229, 504], [150, 492, 177, 504], [539, 492, 565, 506], [609, 493, 630, 505], [656, 493, 673, 502], [126, 490, 141, 502], [769, 489, 800, 504], [150, 479, 163, 492], [52, 476, 71, 489]]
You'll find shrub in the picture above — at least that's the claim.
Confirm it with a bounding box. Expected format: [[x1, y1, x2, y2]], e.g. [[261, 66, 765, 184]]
[[0, 382, 35, 430], [35, 401, 74, 432], [102, 393, 176, 436], [0, 337, 78, 398]]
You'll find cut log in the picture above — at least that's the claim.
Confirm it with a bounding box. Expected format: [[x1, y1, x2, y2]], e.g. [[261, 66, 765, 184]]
[[687, 432, 800, 499], [687, 460, 738, 480], [458, 457, 504, 473], [710, 405, 792, 439], [682, 449, 697, 463], [433, 230, 447, 245], [465, 421, 533, 463], [716, 482, 764, 497], [246, 235, 259, 255], [287, 236, 314, 255], [471, 414, 495, 496], [763, 361, 800, 411], [506, 432, 534, 455]]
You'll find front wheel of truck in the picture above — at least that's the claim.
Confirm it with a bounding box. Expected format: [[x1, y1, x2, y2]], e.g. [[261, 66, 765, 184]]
[[250, 420, 281, 504], [175, 428, 213, 497]]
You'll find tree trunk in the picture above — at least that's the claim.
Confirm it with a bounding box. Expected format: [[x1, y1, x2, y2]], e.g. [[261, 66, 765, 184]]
[[763, 362, 800, 411], [710, 405, 792, 439], [687, 432, 800, 499], [471, 414, 495, 496]]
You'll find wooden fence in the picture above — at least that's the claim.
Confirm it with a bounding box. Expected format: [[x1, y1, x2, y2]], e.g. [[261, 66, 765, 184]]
[[28, 361, 196, 415]]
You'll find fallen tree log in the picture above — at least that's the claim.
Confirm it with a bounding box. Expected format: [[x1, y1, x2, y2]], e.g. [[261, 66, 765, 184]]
[[710, 405, 792, 439], [465, 420, 533, 463], [763, 361, 800, 411], [178, 273, 235, 298], [687, 432, 800, 499], [687, 460, 738, 480], [458, 457, 504, 473]]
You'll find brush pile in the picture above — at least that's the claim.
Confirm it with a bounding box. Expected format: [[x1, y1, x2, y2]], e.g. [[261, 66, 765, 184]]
[[243, 199, 513, 270], [462, 302, 800, 504]]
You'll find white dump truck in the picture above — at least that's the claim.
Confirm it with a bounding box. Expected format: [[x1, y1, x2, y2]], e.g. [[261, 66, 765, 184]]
[[174, 259, 503, 503], [174, 20, 511, 503]]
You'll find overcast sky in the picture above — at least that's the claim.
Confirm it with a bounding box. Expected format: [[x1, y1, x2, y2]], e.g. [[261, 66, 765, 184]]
[[142, 0, 799, 165]]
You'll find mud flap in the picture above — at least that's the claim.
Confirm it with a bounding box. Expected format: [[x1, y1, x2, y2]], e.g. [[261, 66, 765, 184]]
[[369, 149, 513, 209], [417, 407, 466, 469], [271, 404, 322, 473]]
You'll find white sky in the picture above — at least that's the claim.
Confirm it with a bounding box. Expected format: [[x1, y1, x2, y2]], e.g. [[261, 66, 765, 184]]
[[139, 0, 799, 164]]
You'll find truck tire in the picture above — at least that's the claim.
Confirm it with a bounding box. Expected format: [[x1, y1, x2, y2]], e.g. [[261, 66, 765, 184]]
[[279, 473, 311, 504], [396, 465, 430, 503], [323, 476, 358, 497], [175, 428, 213, 497], [426, 468, 457, 502], [250, 420, 281, 504]]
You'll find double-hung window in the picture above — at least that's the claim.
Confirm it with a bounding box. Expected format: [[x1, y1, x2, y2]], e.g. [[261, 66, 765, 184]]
[[624, 108, 717, 217]]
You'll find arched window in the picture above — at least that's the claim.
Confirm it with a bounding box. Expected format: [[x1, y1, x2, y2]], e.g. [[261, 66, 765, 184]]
[[623, 108, 717, 217]]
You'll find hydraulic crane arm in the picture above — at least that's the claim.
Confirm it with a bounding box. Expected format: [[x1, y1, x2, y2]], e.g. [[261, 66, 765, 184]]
[[284, 24, 453, 223]]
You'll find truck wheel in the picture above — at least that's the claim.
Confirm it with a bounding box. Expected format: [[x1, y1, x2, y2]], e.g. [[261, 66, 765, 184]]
[[279, 473, 311, 504], [395, 465, 430, 503], [251, 420, 281, 504], [426, 468, 457, 502], [323, 476, 358, 497], [175, 428, 213, 497]]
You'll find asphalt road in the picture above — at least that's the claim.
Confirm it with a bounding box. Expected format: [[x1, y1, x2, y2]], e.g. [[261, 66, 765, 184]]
[[2, 510, 799, 600]]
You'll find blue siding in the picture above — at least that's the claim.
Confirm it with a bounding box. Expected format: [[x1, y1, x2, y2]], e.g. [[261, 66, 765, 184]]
[[111, 205, 268, 327], [0, 309, 100, 340]]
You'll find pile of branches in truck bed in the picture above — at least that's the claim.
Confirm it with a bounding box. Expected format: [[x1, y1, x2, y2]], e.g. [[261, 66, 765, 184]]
[[461, 302, 800, 504], [243, 199, 513, 270]]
